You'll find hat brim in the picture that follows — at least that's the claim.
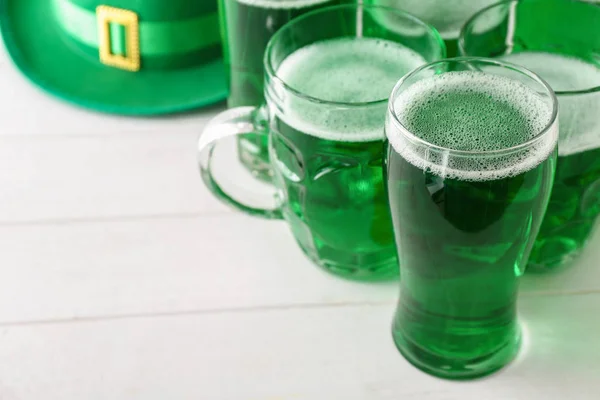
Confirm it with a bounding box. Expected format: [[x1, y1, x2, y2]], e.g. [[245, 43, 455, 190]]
[[0, 0, 228, 115]]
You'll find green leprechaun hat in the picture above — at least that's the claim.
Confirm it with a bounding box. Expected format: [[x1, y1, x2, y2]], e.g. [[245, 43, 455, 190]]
[[0, 0, 227, 114]]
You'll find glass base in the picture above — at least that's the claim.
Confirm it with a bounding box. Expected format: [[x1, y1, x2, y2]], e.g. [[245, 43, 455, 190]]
[[526, 249, 582, 273], [392, 326, 521, 380], [295, 239, 398, 282], [527, 219, 598, 273], [527, 238, 586, 273]]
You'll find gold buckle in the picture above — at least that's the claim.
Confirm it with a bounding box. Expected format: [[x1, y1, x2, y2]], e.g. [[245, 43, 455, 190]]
[[97, 5, 140, 72]]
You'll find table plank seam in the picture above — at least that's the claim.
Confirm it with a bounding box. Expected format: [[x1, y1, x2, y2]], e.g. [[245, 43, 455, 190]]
[[0, 291, 597, 328], [0, 211, 236, 227]]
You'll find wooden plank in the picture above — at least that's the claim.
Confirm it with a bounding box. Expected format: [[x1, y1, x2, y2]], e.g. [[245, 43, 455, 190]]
[[0, 214, 396, 323], [0, 293, 596, 399], [0, 133, 232, 222], [0, 214, 597, 324]]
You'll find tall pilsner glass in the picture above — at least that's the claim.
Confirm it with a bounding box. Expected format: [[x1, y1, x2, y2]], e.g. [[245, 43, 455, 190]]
[[386, 58, 558, 379]]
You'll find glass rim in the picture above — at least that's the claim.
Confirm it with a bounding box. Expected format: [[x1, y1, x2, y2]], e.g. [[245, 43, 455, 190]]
[[387, 57, 559, 156], [263, 3, 446, 108], [459, 0, 600, 96]]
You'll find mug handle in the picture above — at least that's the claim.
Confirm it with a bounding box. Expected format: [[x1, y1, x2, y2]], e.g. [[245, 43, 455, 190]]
[[197, 106, 283, 220]]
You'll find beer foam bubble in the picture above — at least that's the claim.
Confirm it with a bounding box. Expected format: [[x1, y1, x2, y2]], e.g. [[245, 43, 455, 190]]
[[273, 37, 426, 142], [387, 71, 558, 181], [236, 0, 332, 9]]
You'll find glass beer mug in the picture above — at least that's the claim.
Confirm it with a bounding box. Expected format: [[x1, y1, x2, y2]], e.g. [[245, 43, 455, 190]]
[[199, 4, 445, 280]]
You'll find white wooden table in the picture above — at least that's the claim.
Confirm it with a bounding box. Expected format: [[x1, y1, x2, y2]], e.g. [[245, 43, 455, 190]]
[[1, 42, 599, 399]]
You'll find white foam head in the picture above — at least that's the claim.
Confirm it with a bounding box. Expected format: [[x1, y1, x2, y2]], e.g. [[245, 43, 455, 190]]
[[500, 52, 600, 156], [235, 0, 333, 9], [387, 71, 558, 181], [273, 37, 427, 142]]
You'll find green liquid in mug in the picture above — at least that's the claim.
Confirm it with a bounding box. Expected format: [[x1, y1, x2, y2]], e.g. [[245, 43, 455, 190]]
[[270, 36, 426, 278], [220, 0, 348, 180], [500, 52, 600, 271]]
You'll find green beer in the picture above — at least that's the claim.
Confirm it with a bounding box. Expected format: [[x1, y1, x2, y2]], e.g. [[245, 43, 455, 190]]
[[364, 0, 497, 56], [386, 64, 558, 378], [270, 36, 427, 277], [219, 0, 347, 180], [499, 52, 600, 270], [460, 0, 600, 271]]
